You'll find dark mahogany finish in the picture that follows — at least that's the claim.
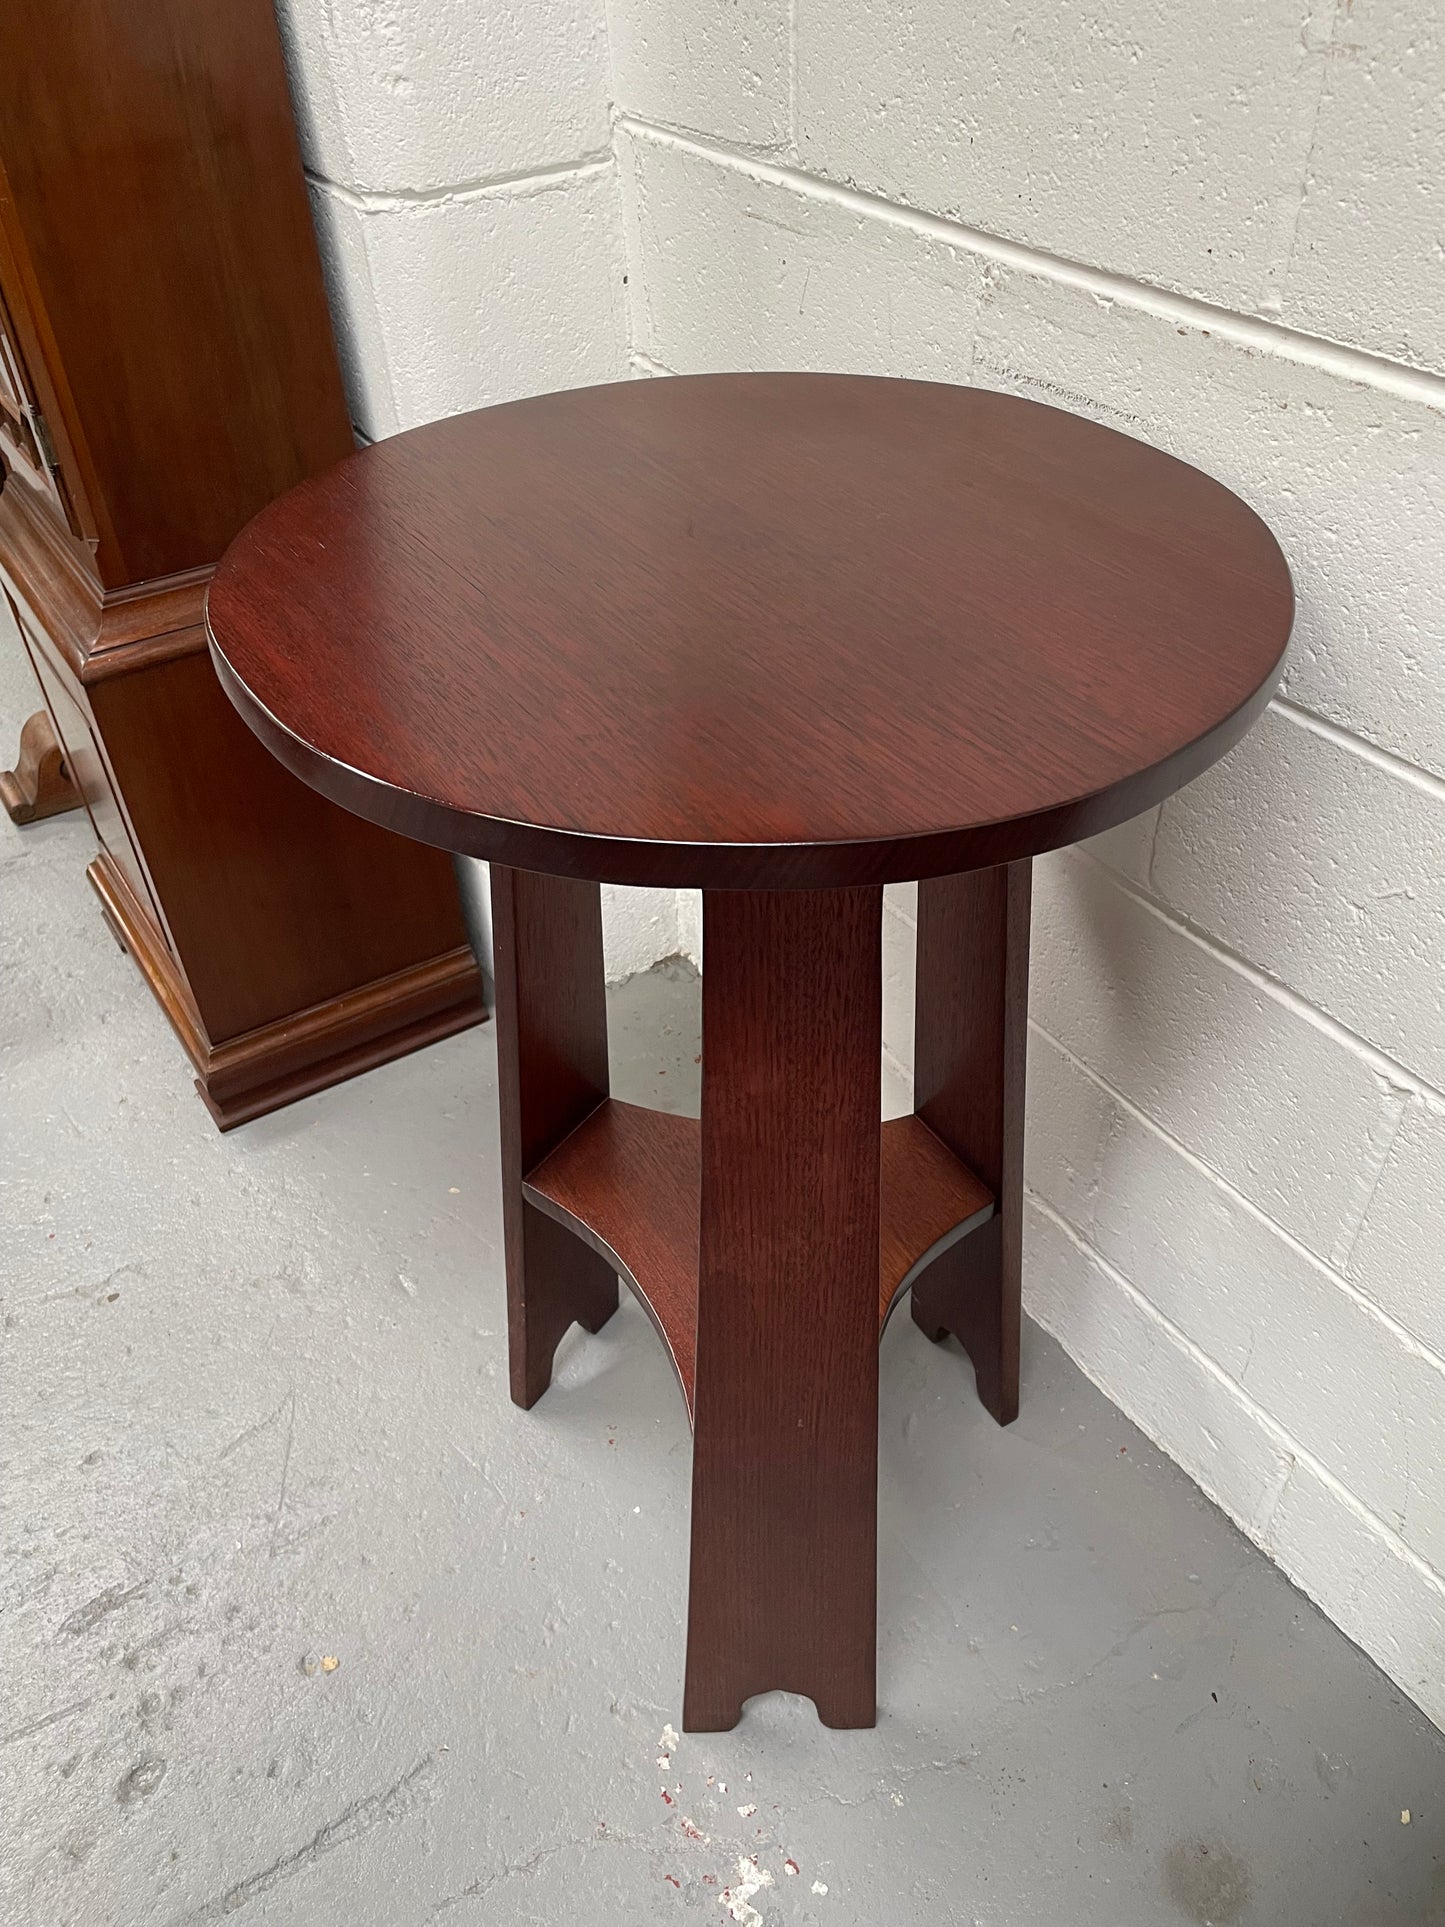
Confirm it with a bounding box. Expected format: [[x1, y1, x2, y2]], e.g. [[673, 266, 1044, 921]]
[[0, 0, 480, 1127], [525, 1104, 994, 1415], [208, 376, 1292, 889], [911, 862, 1033, 1423], [687, 886, 884, 1730], [527, 1101, 705, 1401], [205, 375, 1293, 1730], [0, 707, 79, 823], [0, 0, 349, 586], [490, 867, 620, 1409]]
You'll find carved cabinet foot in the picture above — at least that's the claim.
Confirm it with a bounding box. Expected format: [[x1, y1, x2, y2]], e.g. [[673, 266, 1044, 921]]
[[0, 709, 82, 825]]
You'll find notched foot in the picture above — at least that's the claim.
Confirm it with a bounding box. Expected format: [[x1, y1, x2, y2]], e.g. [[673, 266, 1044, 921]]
[[909, 1293, 952, 1345], [683, 1682, 876, 1734]]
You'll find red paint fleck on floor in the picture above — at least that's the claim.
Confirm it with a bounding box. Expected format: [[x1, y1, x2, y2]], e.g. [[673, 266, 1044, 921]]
[[661, 1790, 674, 1806], [665, 1874, 681, 1888]]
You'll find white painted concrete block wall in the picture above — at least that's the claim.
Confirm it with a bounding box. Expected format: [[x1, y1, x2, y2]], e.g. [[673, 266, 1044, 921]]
[[271, 0, 684, 977], [610, 10, 1445, 1725]]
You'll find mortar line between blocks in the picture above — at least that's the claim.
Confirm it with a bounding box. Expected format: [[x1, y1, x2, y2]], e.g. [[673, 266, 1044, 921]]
[[1067, 849, 1445, 1112], [309, 155, 614, 213], [1028, 1017, 1445, 1381], [1272, 696, 1445, 804], [616, 116, 1445, 411], [610, 105, 793, 165], [1025, 1189, 1445, 1602]]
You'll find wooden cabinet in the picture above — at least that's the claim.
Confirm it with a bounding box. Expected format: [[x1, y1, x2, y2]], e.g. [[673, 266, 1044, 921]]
[[0, 0, 482, 1127], [0, 285, 81, 537]]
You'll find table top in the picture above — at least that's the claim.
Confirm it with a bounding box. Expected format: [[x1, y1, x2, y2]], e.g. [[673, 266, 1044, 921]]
[[207, 374, 1292, 889]]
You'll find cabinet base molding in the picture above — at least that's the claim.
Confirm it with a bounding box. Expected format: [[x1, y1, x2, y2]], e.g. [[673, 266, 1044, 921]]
[[89, 852, 485, 1130]]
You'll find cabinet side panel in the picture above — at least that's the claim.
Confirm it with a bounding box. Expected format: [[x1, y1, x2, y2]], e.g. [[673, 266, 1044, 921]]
[[0, 0, 353, 584], [11, 597, 162, 929], [91, 646, 471, 1045]]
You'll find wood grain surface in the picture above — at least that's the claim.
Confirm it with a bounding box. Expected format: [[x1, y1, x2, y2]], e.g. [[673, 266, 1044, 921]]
[[490, 865, 619, 1409], [207, 375, 1293, 889], [910, 861, 1032, 1423], [523, 1100, 995, 1414], [0, 706, 79, 822], [0, 0, 352, 585], [685, 886, 884, 1729], [0, 0, 480, 1127]]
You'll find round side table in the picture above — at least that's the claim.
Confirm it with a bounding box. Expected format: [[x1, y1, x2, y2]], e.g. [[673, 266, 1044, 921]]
[[206, 375, 1292, 1732]]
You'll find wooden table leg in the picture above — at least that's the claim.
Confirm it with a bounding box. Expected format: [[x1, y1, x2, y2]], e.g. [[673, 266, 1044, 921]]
[[909, 861, 1031, 1425], [684, 885, 883, 1732], [491, 865, 620, 1410]]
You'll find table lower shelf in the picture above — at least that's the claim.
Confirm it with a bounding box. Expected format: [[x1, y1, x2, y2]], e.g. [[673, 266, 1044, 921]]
[[522, 1098, 995, 1416]]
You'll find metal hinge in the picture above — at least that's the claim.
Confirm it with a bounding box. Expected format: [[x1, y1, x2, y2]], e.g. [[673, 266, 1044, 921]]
[[31, 407, 60, 473]]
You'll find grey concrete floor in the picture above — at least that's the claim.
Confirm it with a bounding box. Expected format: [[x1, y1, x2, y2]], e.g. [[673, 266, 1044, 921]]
[[3, 644, 1445, 1927]]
